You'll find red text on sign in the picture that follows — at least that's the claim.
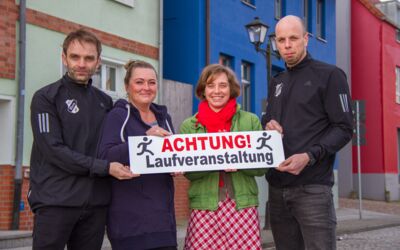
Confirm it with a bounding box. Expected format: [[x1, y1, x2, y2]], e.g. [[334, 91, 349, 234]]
[[161, 134, 251, 152]]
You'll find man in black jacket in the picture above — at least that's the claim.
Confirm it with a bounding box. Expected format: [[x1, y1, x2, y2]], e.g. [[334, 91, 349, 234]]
[[29, 29, 134, 250], [262, 16, 353, 250]]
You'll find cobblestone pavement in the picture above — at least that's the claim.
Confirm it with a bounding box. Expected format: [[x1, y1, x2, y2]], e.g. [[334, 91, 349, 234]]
[[264, 226, 400, 250], [339, 198, 400, 215], [337, 226, 400, 250], [262, 198, 400, 250]]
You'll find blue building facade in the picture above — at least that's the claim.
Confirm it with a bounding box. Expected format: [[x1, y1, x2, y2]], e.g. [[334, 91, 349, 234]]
[[164, 0, 340, 216], [164, 0, 337, 117]]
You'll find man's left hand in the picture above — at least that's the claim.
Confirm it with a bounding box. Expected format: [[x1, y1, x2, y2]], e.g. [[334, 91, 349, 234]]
[[276, 153, 309, 175]]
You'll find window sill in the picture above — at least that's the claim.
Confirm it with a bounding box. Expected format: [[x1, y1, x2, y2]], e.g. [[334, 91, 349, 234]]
[[316, 36, 327, 43], [112, 0, 134, 8], [241, 1, 256, 9]]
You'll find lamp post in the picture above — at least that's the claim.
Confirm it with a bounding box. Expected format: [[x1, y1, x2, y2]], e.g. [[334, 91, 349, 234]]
[[245, 17, 280, 95], [245, 17, 280, 230]]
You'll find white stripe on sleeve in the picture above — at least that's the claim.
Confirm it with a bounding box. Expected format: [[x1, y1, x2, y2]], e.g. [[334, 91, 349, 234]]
[[38, 114, 43, 133]]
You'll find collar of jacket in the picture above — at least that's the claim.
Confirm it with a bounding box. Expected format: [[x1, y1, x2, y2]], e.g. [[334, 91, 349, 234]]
[[115, 98, 169, 125], [62, 73, 93, 89], [286, 52, 313, 72], [131, 102, 168, 122], [189, 104, 242, 132]]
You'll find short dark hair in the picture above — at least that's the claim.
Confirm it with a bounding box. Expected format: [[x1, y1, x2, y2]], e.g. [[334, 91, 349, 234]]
[[195, 64, 241, 100], [63, 29, 102, 57], [124, 60, 158, 85]]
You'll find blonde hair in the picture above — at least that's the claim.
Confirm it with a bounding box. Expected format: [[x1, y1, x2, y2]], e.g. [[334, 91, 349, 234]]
[[124, 60, 158, 85]]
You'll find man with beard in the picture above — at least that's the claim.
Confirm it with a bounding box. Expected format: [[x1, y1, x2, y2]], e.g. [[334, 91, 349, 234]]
[[29, 29, 134, 250]]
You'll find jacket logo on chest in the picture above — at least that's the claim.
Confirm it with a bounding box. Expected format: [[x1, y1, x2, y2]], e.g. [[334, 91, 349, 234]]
[[274, 82, 283, 97], [65, 99, 80, 114]]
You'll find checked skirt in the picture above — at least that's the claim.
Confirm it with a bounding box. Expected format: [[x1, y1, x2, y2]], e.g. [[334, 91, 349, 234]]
[[184, 196, 262, 250]]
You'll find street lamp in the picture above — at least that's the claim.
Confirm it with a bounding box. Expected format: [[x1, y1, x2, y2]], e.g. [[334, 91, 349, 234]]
[[245, 17, 280, 230], [245, 17, 280, 94]]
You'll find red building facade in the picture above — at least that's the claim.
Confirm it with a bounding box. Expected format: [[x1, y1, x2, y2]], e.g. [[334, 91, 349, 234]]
[[351, 0, 400, 201]]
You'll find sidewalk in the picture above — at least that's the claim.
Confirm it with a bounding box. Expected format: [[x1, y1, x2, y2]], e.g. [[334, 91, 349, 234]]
[[1, 198, 400, 249]]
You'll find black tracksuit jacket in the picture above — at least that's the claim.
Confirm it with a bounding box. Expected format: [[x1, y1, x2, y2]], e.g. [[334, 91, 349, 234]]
[[28, 74, 113, 211], [262, 53, 353, 187]]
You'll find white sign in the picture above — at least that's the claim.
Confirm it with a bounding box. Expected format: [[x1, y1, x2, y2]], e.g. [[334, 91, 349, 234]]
[[128, 131, 284, 174]]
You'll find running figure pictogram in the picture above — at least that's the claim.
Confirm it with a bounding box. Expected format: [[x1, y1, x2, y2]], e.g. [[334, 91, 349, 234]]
[[137, 137, 154, 155], [256, 132, 273, 151]]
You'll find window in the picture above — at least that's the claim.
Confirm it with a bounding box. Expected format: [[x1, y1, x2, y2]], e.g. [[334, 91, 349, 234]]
[[219, 54, 233, 69], [0, 96, 15, 164], [241, 62, 252, 112], [92, 64, 118, 92], [303, 0, 308, 31], [275, 0, 282, 19], [92, 58, 126, 99], [304, 0, 312, 33], [396, 66, 400, 104], [396, 29, 400, 42], [112, 0, 134, 8], [316, 0, 326, 39], [397, 6, 400, 26]]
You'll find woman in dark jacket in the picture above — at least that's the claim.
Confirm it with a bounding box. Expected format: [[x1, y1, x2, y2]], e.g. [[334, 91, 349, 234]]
[[98, 60, 177, 250]]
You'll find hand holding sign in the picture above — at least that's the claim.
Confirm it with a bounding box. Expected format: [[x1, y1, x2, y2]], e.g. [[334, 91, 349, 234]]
[[109, 162, 139, 180], [265, 119, 284, 137], [146, 125, 172, 137], [277, 153, 309, 175]]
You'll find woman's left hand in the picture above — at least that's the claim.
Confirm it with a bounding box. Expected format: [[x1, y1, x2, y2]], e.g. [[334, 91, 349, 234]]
[[146, 125, 172, 137]]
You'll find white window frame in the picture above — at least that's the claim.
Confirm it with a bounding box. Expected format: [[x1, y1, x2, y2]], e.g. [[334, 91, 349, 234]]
[[94, 57, 126, 100], [111, 0, 135, 8], [241, 62, 251, 112], [396, 66, 400, 104], [0, 95, 15, 165]]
